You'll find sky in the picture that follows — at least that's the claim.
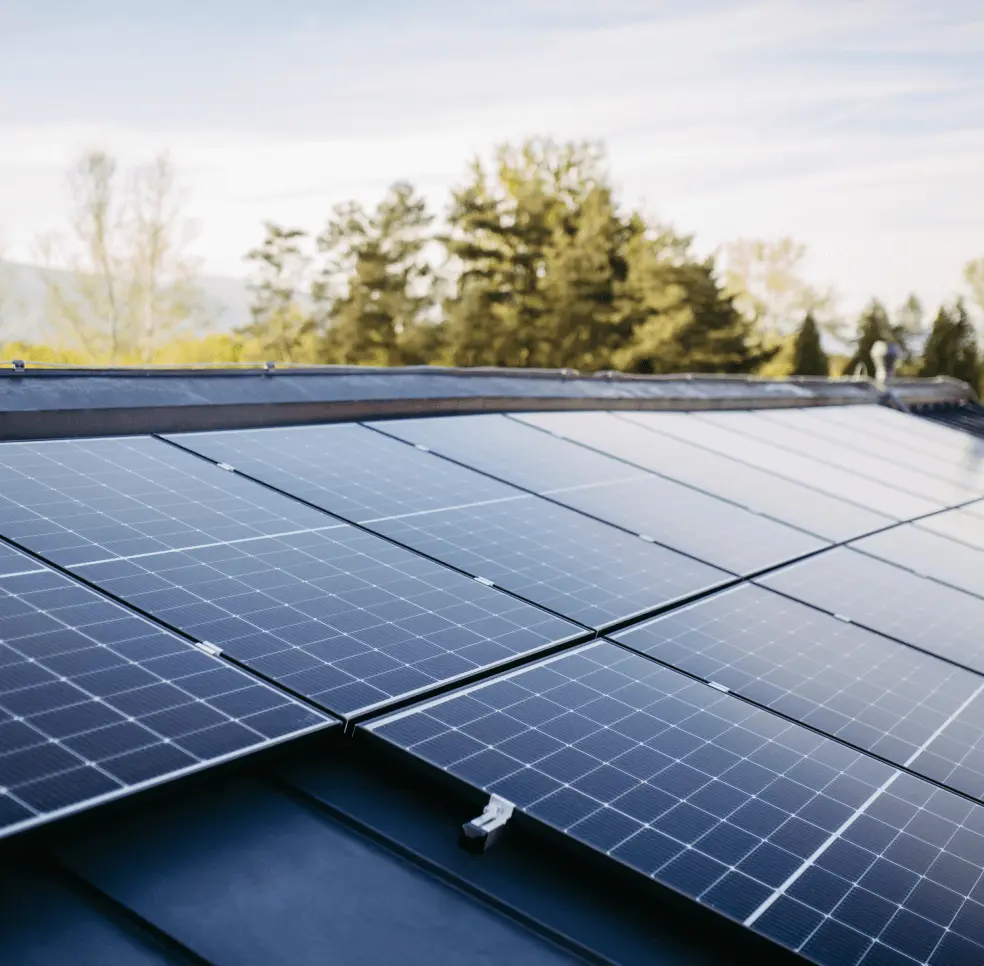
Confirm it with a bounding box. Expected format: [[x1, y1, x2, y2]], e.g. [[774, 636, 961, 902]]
[[1, 0, 982, 320]]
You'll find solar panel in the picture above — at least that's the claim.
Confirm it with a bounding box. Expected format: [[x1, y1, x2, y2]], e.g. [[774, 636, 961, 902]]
[[612, 584, 984, 799], [367, 495, 732, 629], [167, 423, 811, 585], [625, 411, 911, 524], [757, 547, 984, 676], [166, 424, 516, 524], [366, 641, 984, 966], [0, 542, 331, 839], [852, 525, 984, 601], [817, 406, 984, 467], [538, 477, 825, 576], [0, 438, 583, 719], [510, 412, 893, 542], [758, 408, 984, 492], [368, 414, 648, 492], [915, 507, 984, 553], [704, 412, 968, 508]]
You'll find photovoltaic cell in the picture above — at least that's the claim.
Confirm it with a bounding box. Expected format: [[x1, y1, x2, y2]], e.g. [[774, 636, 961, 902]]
[[707, 412, 968, 507], [613, 584, 984, 799], [0, 543, 331, 839], [368, 414, 648, 492], [368, 495, 732, 629], [367, 642, 984, 966], [625, 411, 907, 525], [511, 412, 888, 542], [0, 438, 583, 718], [852, 525, 984, 601], [854, 404, 984, 457], [166, 424, 516, 524], [539, 477, 824, 576], [167, 422, 796, 590], [757, 547, 984, 676], [0, 436, 332, 568]]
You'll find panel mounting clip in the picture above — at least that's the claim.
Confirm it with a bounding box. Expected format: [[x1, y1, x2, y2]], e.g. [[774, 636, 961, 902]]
[[459, 794, 515, 853]]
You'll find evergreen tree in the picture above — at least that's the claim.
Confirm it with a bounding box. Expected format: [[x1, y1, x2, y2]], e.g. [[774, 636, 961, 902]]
[[920, 299, 980, 388], [613, 244, 776, 374], [845, 299, 894, 376], [791, 312, 828, 376], [316, 182, 435, 366], [242, 223, 319, 362], [443, 139, 612, 368]]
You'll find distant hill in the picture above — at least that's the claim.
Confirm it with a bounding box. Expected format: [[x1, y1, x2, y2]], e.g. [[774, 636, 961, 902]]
[[0, 261, 252, 342]]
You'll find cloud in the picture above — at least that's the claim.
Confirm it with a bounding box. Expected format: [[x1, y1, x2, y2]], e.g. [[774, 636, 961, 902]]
[[0, 0, 981, 319]]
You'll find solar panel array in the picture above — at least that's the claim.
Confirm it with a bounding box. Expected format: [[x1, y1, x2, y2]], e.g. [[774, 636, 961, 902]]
[[4, 402, 984, 966]]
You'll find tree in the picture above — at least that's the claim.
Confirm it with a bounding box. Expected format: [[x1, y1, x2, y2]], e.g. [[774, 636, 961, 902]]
[[719, 237, 840, 342], [613, 242, 777, 375], [895, 293, 926, 361], [920, 299, 980, 388], [443, 139, 614, 368], [37, 150, 209, 363], [242, 223, 319, 362], [791, 312, 829, 376], [845, 299, 895, 377], [316, 182, 436, 366]]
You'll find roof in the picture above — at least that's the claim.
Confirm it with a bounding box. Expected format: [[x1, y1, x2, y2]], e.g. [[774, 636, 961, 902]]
[[2, 366, 983, 966]]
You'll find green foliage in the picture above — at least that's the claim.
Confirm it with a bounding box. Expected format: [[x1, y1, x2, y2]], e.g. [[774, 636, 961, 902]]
[[791, 312, 829, 376], [317, 182, 436, 366], [920, 299, 980, 388]]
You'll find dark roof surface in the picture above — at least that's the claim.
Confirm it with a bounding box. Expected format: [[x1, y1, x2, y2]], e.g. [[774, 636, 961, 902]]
[[2, 367, 983, 966]]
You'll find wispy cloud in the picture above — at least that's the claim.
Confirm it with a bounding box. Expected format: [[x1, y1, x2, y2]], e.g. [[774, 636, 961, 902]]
[[0, 0, 981, 317]]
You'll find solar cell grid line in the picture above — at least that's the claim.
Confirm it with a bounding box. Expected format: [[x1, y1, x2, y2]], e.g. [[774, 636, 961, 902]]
[[611, 583, 984, 801], [757, 408, 984, 492], [71, 525, 586, 720], [0, 436, 586, 720], [366, 494, 734, 630], [164, 423, 519, 524], [0, 436, 336, 568], [509, 411, 888, 543], [915, 506, 984, 553], [364, 641, 984, 966], [537, 477, 827, 576], [0, 542, 332, 840], [851, 525, 984, 601], [623, 410, 921, 524], [165, 421, 820, 583], [756, 547, 984, 678], [704, 411, 968, 508], [366, 414, 650, 493]]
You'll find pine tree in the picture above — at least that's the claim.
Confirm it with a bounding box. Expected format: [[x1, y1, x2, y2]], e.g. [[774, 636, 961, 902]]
[[316, 183, 435, 366], [613, 244, 776, 375], [921, 299, 980, 388], [791, 312, 829, 376]]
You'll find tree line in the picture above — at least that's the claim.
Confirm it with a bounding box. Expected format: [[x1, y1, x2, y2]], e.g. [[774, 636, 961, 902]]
[[3, 140, 984, 390]]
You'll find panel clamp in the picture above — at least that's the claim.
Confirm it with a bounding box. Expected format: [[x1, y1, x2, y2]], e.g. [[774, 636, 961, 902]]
[[197, 641, 223, 656], [216, 463, 236, 472], [459, 794, 515, 853]]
